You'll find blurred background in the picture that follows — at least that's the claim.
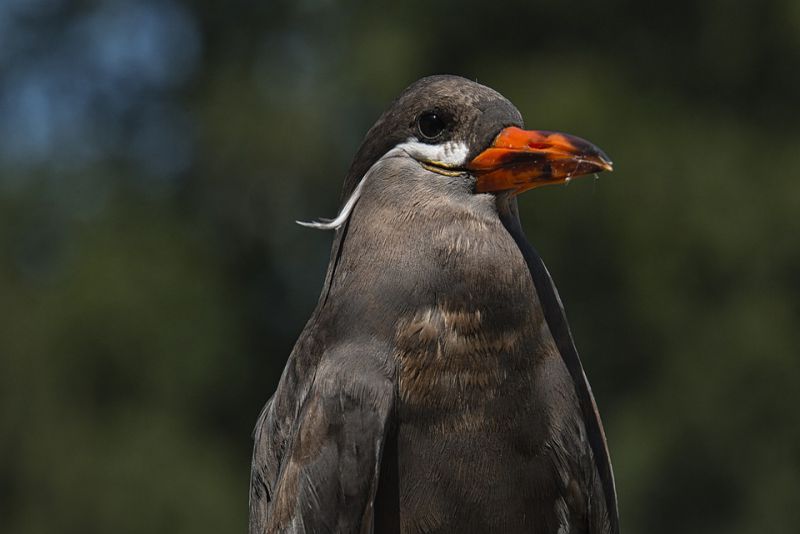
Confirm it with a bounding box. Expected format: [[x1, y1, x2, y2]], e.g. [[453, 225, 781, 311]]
[[1, 0, 799, 532]]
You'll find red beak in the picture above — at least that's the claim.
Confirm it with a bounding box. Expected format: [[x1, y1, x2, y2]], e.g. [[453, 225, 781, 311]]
[[467, 127, 613, 194]]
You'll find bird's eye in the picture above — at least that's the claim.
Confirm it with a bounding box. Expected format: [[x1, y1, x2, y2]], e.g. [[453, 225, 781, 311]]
[[417, 111, 446, 140]]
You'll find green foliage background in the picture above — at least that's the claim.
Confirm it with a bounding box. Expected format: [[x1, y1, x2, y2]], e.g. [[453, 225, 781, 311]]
[[1, 1, 798, 532]]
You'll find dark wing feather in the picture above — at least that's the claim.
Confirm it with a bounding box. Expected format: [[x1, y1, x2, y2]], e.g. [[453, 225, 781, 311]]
[[249, 340, 395, 534], [499, 200, 620, 534]]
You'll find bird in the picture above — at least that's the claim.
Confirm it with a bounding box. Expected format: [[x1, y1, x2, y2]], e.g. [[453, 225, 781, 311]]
[[249, 75, 619, 534]]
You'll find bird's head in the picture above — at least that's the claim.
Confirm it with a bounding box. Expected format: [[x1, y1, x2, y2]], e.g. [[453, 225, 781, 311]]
[[299, 75, 612, 230]]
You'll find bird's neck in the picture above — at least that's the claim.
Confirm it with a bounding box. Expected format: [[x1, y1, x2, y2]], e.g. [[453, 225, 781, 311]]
[[320, 184, 543, 344]]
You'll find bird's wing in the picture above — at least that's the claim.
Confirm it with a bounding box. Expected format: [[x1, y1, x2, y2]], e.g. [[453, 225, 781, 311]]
[[499, 203, 620, 534], [249, 339, 395, 534]]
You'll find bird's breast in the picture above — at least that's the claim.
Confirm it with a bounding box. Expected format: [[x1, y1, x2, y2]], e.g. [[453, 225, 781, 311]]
[[339, 197, 572, 530], [388, 242, 563, 531], [336, 193, 551, 422], [390, 213, 550, 431]]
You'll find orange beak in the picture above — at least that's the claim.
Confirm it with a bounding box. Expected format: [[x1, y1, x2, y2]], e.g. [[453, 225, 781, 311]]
[[467, 127, 613, 194]]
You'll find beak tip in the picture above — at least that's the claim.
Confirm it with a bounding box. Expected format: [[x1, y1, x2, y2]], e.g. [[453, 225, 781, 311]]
[[597, 153, 614, 172]]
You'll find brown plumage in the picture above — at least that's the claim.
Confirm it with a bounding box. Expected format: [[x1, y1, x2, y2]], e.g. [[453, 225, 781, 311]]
[[249, 75, 618, 534]]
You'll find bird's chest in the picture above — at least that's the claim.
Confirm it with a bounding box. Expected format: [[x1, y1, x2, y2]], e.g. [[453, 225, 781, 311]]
[[348, 203, 551, 420], [365, 206, 572, 529], [392, 223, 546, 427], [389, 237, 562, 530]]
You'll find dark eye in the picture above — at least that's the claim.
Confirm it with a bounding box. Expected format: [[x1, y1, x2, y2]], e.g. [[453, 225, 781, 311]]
[[417, 111, 446, 140]]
